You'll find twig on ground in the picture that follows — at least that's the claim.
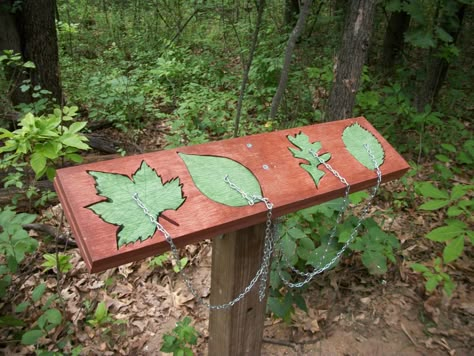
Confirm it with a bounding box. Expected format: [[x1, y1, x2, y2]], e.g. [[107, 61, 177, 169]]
[[401, 322, 418, 347], [262, 337, 297, 351], [22, 223, 77, 247]]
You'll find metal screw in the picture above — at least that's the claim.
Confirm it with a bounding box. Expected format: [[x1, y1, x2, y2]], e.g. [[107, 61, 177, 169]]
[[246, 143, 252, 148], [262, 164, 269, 170]]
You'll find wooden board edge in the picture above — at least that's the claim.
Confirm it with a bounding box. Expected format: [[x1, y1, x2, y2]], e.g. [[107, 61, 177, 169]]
[[53, 177, 94, 271]]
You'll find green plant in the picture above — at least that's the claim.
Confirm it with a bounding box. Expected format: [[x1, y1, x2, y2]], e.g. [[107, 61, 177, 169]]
[[0, 207, 37, 298], [0, 106, 89, 180], [411, 180, 473, 295], [87, 301, 113, 327], [416, 181, 473, 262], [268, 193, 400, 319], [0, 208, 80, 353], [160, 316, 198, 356], [149, 252, 189, 273], [411, 258, 455, 296], [42, 253, 73, 274]]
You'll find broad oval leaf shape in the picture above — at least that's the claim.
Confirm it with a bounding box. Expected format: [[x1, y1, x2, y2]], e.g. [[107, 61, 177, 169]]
[[342, 123, 385, 170], [179, 153, 262, 207]]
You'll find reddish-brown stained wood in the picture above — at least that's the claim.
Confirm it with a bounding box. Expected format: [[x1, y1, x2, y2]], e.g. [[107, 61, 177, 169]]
[[54, 117, 409, 272]]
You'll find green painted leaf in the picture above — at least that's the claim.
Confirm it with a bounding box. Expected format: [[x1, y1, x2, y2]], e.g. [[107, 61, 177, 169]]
[[287, 132, 331, 187], [342, 123, 385, 170], [443, 236, 464, 263], [88, 161, 186, 248], [179, 153, 261, 207]]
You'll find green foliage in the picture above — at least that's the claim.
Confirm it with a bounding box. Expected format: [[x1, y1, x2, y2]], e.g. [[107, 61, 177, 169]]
[[161, 317, 198, 356], [411, 258, 455, 296], [87, 301, 114, 327], [349, 219, 400, 275], [0, 207, 78, 352], [416, 181, 473, 264], [411, 179, 472, 295], [267, 290, 307, 323], [83, 73, 148, 131], [0, 50, 36, 117], [149, 252, 188, 273], [149, 253, 170, 268], [42, 253, 73, 274], [0, 106, 89, 180], [0, 208, 37, 297], [268, 194, 400, 319]]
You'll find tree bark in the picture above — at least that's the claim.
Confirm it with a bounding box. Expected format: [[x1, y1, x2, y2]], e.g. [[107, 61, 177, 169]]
[[284, 0, 299, 27], [382, 7, 410, 70], [269, 0, 313, 120], [233, 0, 265, 137], [415, 4, 466, 112], [0, 0, 62, 106], [325, 0, 376, 122]]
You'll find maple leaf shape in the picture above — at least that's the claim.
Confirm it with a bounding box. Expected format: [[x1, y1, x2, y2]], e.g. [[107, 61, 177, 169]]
[[288, 132, 331, 187], [88, 161, 186, 248]]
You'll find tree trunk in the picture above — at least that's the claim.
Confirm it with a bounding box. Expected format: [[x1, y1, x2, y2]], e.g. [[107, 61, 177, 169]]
[[0, 0, 62, 106], [284, 0, 299, 27], [325, 0, 376, 122], [233, 0, 265, 137], [415, 4, 466, 112], [269, 0, 313, 120], [382, 8, 410, 70]]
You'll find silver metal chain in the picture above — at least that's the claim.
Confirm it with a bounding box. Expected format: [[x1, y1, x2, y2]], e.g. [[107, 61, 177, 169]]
[[132, 143, 383, 305], [276, 144, 382, 289], [132, 175, 275, 310]]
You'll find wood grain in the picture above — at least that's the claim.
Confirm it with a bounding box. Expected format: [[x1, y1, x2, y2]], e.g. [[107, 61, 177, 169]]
[[208, 223, 268, 355], [54, 117, 410, 272]]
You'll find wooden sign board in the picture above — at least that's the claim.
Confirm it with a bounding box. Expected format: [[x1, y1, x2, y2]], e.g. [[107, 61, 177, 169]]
[[54, 117, 409, 272]]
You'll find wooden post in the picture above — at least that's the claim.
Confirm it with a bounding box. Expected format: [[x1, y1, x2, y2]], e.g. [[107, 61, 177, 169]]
[[208, 223, 269, 355]]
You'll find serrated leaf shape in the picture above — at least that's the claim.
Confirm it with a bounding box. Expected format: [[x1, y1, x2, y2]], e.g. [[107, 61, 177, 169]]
[[179, 153, 262, 207], [288, 132, 331, 187], [88, 161, 186, 248], [342, 123, 385, 170]]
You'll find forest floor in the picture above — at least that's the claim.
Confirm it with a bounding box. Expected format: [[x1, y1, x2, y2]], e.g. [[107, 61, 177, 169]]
[[4, 123, 473, 355]]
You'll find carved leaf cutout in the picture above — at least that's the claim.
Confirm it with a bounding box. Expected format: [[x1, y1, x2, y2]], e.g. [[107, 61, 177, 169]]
[[288, 132, 331, 187], [179, 153, 262, 207], [88, 161, 186, 248], [342, 123, 385, 170]]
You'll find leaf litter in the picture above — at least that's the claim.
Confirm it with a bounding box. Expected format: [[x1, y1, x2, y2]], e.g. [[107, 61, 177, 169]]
[[1, 161, 473, 355]]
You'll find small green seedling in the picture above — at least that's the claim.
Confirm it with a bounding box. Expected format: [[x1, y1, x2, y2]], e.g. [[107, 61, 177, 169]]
[[161, 317, 198, 356]]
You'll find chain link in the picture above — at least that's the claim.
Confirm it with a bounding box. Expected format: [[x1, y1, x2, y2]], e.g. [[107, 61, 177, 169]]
[[276, 144, 382, 288], [132, 143, 383, 305], [132, 175, 275, 310]]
